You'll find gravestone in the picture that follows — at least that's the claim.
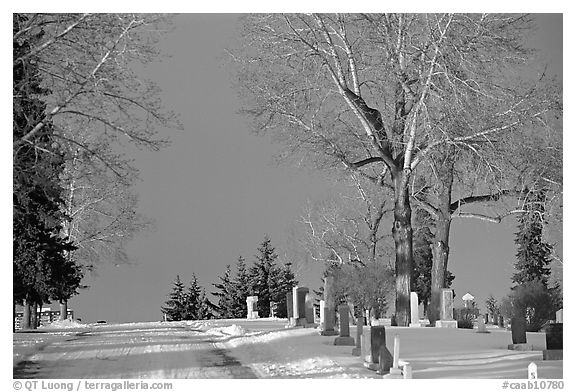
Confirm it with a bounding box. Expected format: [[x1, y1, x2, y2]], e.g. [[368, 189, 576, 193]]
[[334, 304, 355, 346], [435, 288, 457, 328], [556, 309, 563, 323], [352, 315, 363, 356], [292, 286, 299, 321], [498, 315, 505, 328], [543, 323, 563, 360], [319, 300, 325, 329], [320, 276, 338, 336], [286, 292, 294, 325], [508, 316, 532, 351], [304, 293, 314, 324], [476, 315, 489, 333], [362, 325, 387, 370], [246, 296, 259, 319], [269, 301, 277, 318], [484, 313, 489, 325], [409, 292, 422, 327]]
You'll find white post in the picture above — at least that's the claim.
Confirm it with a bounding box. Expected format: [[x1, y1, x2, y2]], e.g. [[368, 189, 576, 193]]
[[528, 362, 538, 379], [393, 334, 400, 369]]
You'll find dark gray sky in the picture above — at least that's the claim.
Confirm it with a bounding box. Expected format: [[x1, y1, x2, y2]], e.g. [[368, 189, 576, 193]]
[[68, 14, 563, 323]]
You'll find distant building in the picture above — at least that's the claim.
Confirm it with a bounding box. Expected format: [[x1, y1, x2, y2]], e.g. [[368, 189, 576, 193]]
[[14, 307, 74, 330]]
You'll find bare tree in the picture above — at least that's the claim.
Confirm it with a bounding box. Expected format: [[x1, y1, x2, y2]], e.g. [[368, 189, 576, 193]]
[[13, 14, 181, 315], [299, 174, 392, 268], [233, 13, 559, 325]]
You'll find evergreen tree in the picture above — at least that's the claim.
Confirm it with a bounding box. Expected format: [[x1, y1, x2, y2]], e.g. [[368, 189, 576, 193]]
[[13, 14, 80, 329], [212, 265, 235, 318], [231, 256, 250, 318], [248, 236, 278, 317], [197, 288, 215, 320], [485, 294, 499, 322], [512, 190, 553, 286], [183, 274, 203, 320], [273, 262, 298, 318], [161, 275, 186, 321]]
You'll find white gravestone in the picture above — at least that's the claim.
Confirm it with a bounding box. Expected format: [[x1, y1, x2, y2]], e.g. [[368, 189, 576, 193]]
[[246, 296, 259, 319], [292, 286, 299, 321], [409, 292, 422, 327], [556, 309, 563, 323]]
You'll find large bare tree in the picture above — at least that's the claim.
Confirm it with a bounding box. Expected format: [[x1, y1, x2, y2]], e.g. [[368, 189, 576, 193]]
[[233, 13, 559, 325], [13, 14, 181, 316]]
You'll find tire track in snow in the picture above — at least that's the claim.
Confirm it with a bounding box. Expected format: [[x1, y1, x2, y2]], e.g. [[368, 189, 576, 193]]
[[14, 323, 257, 379]]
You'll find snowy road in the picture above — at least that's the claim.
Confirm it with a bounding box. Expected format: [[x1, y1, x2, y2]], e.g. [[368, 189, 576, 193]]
[[13, 322, 257, 379]]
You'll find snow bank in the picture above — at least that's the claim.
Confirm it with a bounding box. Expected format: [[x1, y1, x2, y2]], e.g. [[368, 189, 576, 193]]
[[38, 319, 88, 329], [206, 324, 248, 336]]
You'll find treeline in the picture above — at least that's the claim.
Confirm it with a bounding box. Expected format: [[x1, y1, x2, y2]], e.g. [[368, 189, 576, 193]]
[[161, 236, 297, 320]]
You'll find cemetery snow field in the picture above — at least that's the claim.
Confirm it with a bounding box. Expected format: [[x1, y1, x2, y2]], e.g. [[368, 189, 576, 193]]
[[14, 318, 562, 379]]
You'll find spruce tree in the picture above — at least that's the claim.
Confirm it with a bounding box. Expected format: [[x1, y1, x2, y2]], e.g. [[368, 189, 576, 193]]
[[212, 265, 235, 318], [273, 262, 298, 318], [197, 288, 215, 320], [161, 275, 186, 321], [184, 274, 203, 320], [231, 256, 250, 318], [512, 190, 553, 286], [248, 236, 278, 317]]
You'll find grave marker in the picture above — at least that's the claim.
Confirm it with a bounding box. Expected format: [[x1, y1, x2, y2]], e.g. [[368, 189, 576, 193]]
[[543, 323, 563, 360], [320, 276, 338, 336], [246, 296, 259, 319], [508, 316, 533, 351], [352, 315, 363, 356], [286, 292, 294, 326], [476, 315, 489, 333], [409, 292, 422, 327], [435, 288, 457, 328], [363, 325, 386, 370], [334, 304, 355, 346]]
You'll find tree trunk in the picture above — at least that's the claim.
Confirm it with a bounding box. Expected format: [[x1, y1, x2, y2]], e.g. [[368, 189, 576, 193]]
[[22, 298, 32, 329], [429, 147, 455, 325], [59, 299, 68, 321], [29, 302, 38, 329], [392, 171, 413, 327]]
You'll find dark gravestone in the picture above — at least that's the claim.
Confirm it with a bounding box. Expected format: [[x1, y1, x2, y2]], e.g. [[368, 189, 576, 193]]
[[546, 323, 563, 349], [498, 315, 505, 328], [304, 293, 314, 324], [286, 292, 293, 321], [484, 313, 489, 324], [363, 326, 387, 370], [543, 323, 563, 360], [511, 317, 527, 344]]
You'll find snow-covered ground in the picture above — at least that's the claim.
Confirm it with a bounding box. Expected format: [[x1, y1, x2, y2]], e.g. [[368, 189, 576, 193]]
[[13, 318, 563, 379]]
